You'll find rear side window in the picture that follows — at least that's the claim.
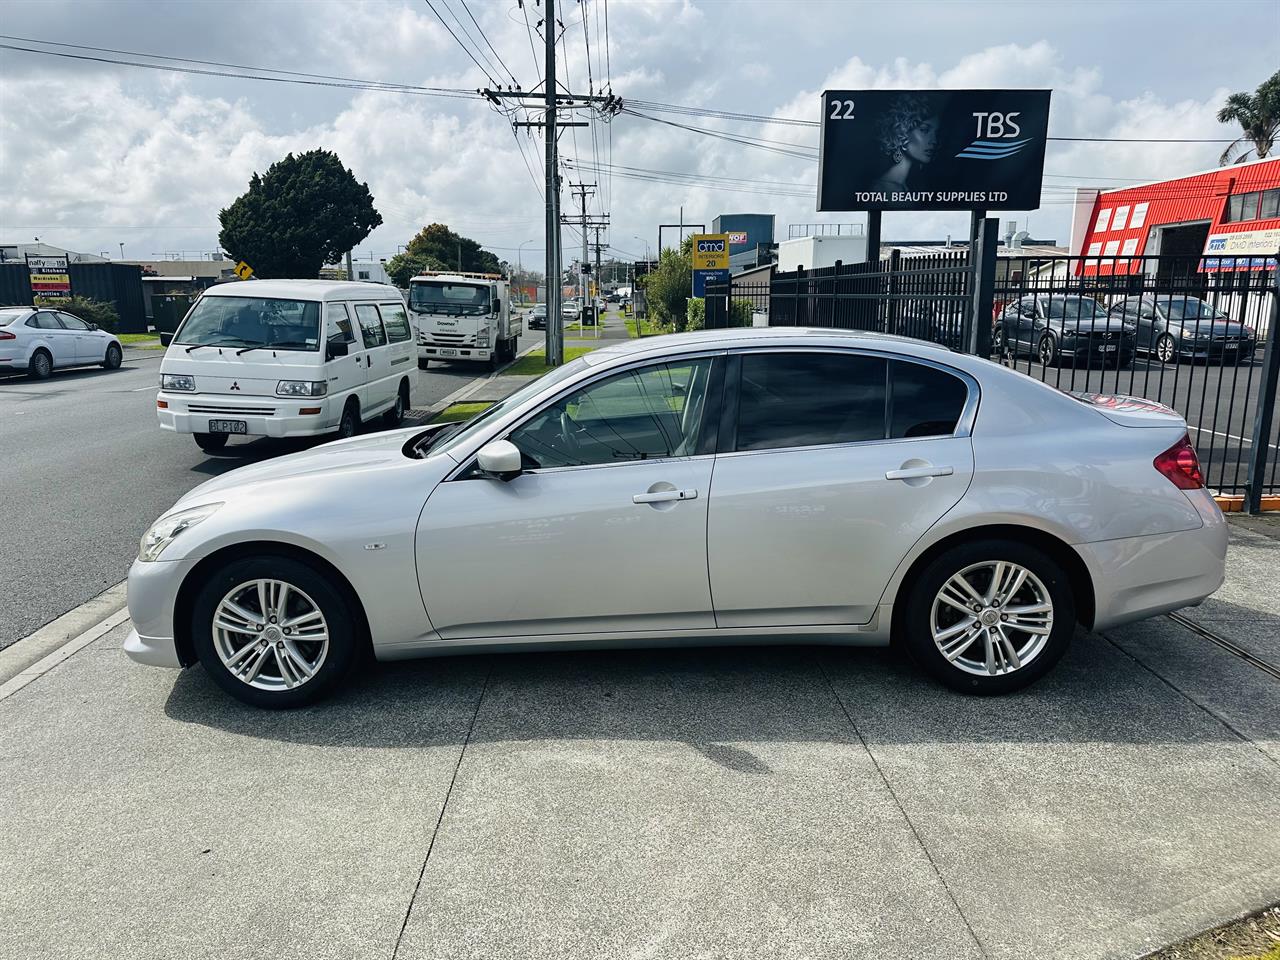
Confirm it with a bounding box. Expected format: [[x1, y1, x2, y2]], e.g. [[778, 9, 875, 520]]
[[354, 304, 387, 348], [889, 361, 968, 439], [34, 312, 64, 329], [735, 352, 888, 451], [380, 303, 412, 343]]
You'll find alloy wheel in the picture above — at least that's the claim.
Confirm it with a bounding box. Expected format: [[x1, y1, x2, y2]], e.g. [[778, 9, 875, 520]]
[[1157, 335, 1176, 364], [930, 560, 1054, 677], [211, 579, 329, 691]]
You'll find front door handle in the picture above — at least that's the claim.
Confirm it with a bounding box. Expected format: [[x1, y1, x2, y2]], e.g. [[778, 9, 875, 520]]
[[633, 488, 698, 504], [885, 465, 954, 481]]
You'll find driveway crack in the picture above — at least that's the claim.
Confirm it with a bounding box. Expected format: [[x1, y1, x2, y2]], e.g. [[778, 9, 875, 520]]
[[391, 660, 494, 959], [815, 653, 989, 959]]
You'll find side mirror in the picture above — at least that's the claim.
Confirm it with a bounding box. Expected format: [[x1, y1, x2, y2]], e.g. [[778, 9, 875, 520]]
[[326, 336, 349, 359], [88, 322, 99, 331], [476, 439, 522, 478], [492, 298, 502, 314], [159, 332, 174, 347]]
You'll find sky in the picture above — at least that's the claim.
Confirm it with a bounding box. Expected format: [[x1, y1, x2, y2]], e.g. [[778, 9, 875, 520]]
[[1, 0, 1277, 271]]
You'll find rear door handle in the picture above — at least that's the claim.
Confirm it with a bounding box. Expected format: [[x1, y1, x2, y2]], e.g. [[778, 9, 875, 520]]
[[885, 465, 954, 480], [633, 488, 698, 504]]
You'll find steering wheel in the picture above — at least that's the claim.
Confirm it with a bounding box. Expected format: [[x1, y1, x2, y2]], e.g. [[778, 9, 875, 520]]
[[558, 409, 584, 459]]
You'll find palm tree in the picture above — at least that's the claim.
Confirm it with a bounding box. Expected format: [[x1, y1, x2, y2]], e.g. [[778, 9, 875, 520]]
[[1217, 70, 1280, 164]]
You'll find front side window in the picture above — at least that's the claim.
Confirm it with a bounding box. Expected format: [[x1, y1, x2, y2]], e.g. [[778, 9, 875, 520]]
[[57, 312, 89, 331], [174, 297, 321, 351], [325, 303, 355, 343], [509, 358, 716, 469], [380, 303, 412, 343], [354, 304, 387, 348], [736, 352, 887, 452]]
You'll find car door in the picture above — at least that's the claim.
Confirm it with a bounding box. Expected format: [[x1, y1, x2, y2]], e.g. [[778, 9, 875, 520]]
[[352, 303, 391, 414], [378, 301, 416, 390], [415, 355, 722, 639], [707, 350, 975, 628], [56, 312, 96, 362], [34, 311, 77, 367], [323, 303, 363, 425]]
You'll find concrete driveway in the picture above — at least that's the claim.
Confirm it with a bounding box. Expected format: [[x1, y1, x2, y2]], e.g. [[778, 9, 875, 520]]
[[2, 520, 1278, 960]]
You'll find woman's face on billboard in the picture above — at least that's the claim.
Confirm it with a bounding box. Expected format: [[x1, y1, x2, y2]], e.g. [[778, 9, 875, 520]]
[[906, 117, 940, 164]]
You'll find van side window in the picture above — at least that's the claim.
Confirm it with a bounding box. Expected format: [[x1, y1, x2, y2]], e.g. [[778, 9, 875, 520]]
[[380, 303, 412, 343], [326, 303, 355, 343], [354, 304, 387, 348]]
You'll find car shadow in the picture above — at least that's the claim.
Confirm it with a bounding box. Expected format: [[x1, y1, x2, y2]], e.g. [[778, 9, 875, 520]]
[[163, 607, 1280, 766]]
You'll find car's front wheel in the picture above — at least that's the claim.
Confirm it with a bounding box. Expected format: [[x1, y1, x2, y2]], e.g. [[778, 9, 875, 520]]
[[1037, 333, 1059, 367], [902, 539, 1075, 695], [1156, 333, 1178, 365], [191, 556, 359, 708], [102, 343, 122, 369]]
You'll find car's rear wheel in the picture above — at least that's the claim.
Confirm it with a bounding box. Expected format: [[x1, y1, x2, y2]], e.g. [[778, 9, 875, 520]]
[[902, 539, 1075, 695], [1156, 333, 1178, 365], [194, 432, 228, 452], [28, 349, 52, 380], [383, 381, 408, 426], [191, 556, 358, 708], [102, 343, 122, 369]]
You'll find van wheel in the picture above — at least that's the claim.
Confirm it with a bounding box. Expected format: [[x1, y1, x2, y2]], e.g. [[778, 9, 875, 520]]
[[417, 358, 429, 370], [383, 381, 408, 426], [28, 349, 52, 380], [902, 539, 1075, 695], [194, 432, 228, 452], [191, 555, 358, 708], [337, 400, 360, 439]]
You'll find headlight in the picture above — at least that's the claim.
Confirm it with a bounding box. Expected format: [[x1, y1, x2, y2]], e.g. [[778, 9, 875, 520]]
[[1243, 326, 1256, 338], [477, 333, 490, 347], [138, 502, 222, 562], [276, 380, 328, 397], [161, 373, 195, 392]]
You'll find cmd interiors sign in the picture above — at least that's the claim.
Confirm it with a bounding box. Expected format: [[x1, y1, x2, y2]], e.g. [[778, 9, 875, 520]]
[[691, 234, 731, 297], [817, 89, 1051, 212]]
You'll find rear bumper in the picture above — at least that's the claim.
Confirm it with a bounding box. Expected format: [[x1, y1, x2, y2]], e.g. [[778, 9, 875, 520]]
[[1081, 489, 1228, 631], [156, 390, 336, 438]]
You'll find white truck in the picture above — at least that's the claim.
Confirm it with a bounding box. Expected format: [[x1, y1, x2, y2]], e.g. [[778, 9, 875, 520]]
[[408, 271, 521, 369]]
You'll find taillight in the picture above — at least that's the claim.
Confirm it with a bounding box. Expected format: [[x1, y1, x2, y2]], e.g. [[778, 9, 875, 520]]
[[0, 330, 15, 340], [1154, 434, 1203, 490]]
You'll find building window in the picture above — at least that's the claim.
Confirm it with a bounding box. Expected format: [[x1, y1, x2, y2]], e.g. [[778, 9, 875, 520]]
[[1260, 188, 1280, 220], [1226, 192, 1261, 223]]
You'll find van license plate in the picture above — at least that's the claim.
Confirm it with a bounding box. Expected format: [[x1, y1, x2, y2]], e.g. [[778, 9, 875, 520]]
[[208, 419, 247, 434], [438, 348, 458, 357]]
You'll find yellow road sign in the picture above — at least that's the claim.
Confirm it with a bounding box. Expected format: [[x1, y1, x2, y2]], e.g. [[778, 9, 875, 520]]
[[691, 234, 730, 270], [234, 260, 255, 280]]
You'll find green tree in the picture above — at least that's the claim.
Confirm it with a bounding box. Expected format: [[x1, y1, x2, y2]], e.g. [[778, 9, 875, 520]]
[[639, 236, 693, 331], [385, 223, 504, 286], [1217, 70, 1280, 164], [218, 150, 382, 278]]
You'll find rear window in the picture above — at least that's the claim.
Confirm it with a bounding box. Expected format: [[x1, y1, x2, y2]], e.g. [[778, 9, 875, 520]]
[[0, 309, 29, 326]]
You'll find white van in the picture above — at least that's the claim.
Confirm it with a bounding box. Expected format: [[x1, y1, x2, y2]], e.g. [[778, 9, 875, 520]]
[[156, 280, 415, 451]]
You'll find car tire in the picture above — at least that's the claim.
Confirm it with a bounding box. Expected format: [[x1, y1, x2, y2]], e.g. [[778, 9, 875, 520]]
[[1156, 333, 1178, 365], [337, 399, 361, 439], [191, 555, 359, 708], [1037, 333, 1059, 367], [383, 381, 408, 426], [901, 538, 1076, 695], [194, 432, 228, 452], [102, 343, 123, 369], [992, 324, 1008, 359], [418, 358, 429, 370], [28, 349, 52, 380]]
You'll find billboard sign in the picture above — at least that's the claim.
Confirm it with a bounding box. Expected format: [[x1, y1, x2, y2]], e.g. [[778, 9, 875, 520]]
[[26, 255, 72, 299], [1202, 228, 1280, 272], [691, 234, 730, 270], [818, 89, 1051, 211], [727, 231, 749, 245]]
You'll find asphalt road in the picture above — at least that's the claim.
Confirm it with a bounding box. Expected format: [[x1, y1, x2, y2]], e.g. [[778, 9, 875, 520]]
[[0, 326, 542, 650]]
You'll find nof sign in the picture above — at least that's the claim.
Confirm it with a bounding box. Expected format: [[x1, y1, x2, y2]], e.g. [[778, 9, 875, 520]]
[[692, 234, 730, 270]]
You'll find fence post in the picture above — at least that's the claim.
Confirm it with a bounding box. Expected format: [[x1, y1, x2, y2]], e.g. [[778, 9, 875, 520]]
[[1245, 262, 1280, 514], [966, 217, 998, 357], [886, 249, 901, 335]]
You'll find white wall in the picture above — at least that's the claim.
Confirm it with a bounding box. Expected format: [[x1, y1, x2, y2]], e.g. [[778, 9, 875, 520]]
[[776, 235, 869, 272]]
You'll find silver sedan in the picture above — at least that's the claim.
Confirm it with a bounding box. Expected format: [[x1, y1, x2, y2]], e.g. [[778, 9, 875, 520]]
[[125, 328, 1227, 707]]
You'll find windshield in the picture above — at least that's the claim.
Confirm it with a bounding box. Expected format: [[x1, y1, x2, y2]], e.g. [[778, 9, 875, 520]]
[[1042, 297, 1108, 320], [422, 356, 591, 458], [174, 296, 321, 351], [1161, 298, 1227, 321], [0, 308, 29, 326], [409, 282, 490, 316]]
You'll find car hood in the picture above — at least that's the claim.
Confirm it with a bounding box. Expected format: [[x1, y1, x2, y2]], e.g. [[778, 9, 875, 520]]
[[178, 429, 424, 506]]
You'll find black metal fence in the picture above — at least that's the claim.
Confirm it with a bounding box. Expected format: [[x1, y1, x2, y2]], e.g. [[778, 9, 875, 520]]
[[705, 251, 1280, 502]]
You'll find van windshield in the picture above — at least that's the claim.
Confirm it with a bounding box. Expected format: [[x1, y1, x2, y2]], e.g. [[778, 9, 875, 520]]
[[409, 282, 490, 316], [175, 297, 321, 351]]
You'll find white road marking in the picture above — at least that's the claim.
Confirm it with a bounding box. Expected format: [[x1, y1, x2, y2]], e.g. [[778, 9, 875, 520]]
[[1195, 427, 1280, 452]]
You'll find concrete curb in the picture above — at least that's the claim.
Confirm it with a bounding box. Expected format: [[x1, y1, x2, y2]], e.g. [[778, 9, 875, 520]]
[[408, 339, 542, 422], [1215, 495, 1280, 513], [0, 584, 129, 696]]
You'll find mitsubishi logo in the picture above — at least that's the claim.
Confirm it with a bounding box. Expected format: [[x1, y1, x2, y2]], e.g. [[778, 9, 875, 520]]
[[230, 381, 241, 391]]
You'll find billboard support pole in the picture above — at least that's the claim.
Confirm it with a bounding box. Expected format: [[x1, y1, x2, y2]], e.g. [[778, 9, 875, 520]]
[[966, 214, 998, 358], [865, 211, 881, 265], [1245, 260, 1280, 514]]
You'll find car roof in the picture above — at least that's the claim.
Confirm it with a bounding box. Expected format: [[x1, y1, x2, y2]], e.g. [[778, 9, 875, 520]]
[[201, 279, 402, 301]]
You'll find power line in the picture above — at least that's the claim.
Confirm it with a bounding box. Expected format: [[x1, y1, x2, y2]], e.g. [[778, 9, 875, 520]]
[[459, 0, 520, 86], [518, 0, 541, 80], [422, 0, 501, 84]]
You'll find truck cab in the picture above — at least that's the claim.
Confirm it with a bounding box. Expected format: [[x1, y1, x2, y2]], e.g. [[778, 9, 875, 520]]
[[409, 272, 522, 369]]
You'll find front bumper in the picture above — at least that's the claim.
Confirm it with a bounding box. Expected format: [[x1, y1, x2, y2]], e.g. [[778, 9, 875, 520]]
[[1081, 488, 1227, 631], [156, 390, 336, 438], [418, 342, 492, 361], [123, 555, 197, 669], [1177, 339, 1257, 360]]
